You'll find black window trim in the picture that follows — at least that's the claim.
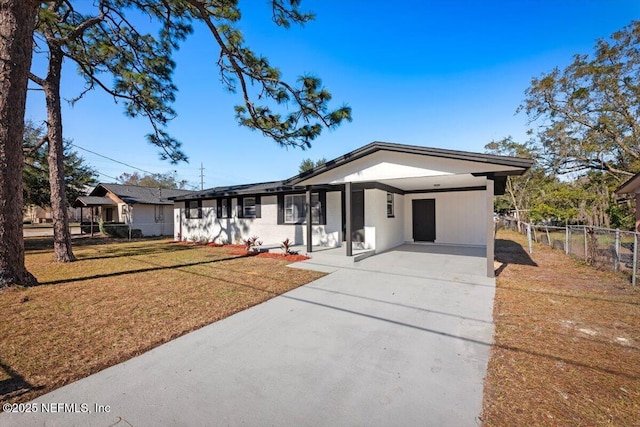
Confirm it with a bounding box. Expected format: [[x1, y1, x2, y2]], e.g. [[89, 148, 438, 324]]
[[238, 196, 261, 219], [185, 199, 203, 219], [216, 197, 232, 218], [277, 191, 326, 225]]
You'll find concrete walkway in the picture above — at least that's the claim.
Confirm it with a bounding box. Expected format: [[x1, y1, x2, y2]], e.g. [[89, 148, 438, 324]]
[[2, 245, 495, 427]]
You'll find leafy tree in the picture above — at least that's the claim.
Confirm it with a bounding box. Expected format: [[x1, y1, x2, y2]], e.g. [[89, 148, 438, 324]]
[[117, 171, 189, 189], [0, 0, 39, 287], [485, 137, 544, 226], [23, 121, 97, 208], [298, 157, 327, 173], [29, 0, 351, 263], [520, 20, 640, 181]]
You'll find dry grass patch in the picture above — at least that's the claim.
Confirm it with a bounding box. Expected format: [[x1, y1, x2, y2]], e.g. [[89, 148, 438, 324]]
[[0, 238, 323, 405], [483, 230, 640, 426]]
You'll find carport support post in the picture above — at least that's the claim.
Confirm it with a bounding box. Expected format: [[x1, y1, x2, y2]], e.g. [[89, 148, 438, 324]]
[[306, 186, 313, 253], [345, 182, 352, 257], [486, 178, 495, 278]]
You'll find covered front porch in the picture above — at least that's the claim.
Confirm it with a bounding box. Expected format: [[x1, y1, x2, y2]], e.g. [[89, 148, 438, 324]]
[[72, 196, 123, 235]]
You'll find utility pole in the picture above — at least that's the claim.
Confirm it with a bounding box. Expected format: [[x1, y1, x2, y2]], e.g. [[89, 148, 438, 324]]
[[199, 163, 205, 190]]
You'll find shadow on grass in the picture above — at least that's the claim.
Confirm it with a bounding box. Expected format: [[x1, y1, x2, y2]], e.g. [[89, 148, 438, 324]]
[[494, 238, 538, 276], [39, 254, 248, 286], [25, 237, 203, 262], [0, 359, 44, 402], [498, 283, 640, 307], [75, 243, 197, 262]]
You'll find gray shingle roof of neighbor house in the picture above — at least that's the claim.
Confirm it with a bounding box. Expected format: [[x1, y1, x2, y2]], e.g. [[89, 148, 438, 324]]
[[88, 183, 194, 205], [171, 141, 535, 201]]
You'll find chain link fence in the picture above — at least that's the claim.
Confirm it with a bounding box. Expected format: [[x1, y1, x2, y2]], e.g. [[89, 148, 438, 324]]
[[500, 219, 638, 286]]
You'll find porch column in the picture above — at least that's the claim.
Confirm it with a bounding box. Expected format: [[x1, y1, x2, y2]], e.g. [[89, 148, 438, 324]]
[[486, 178, 495, 278], [306, 186, 313, 253], [79, 207, 83, 235], [345, 182, 352, 256]]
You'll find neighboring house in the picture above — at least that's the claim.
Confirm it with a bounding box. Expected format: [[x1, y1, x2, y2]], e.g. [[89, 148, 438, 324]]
[[73, 183, 193, 236], [615, 172, 640, 231], [23, 205, 83, 223], [172, 142, 533, 277]]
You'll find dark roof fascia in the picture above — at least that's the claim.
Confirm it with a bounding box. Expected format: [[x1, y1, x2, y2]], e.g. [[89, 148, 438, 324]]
[[285, 141, 535, 185], [170, 183, 344, 201]]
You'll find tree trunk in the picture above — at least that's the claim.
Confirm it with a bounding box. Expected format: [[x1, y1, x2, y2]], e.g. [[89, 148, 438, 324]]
[[0, 0, 38, 287], [44, 43, 75, 262]]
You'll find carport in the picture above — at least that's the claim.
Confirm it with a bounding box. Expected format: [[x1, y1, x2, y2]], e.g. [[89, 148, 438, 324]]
[[284, 142, 533, 278]]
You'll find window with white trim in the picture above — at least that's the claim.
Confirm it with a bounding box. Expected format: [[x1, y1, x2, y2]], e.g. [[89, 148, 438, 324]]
[[386, 192, 394, 218], [284, 193, 320, 224]]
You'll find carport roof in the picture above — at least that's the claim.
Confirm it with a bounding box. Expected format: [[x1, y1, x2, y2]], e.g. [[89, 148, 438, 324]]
[[171, 141, 534, 201], [285, 141, 534, 186]]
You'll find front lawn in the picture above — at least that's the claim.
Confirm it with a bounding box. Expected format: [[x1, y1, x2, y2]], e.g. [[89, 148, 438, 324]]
[[0, 238, 324, 405]]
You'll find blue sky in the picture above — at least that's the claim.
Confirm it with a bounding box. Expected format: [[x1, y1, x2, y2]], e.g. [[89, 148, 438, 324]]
[[25, 0, 640, 190]]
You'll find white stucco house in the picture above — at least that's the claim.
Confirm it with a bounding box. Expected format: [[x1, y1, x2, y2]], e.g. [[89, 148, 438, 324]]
[[171, 142, 533, 277], [73, 183, 193, 236]]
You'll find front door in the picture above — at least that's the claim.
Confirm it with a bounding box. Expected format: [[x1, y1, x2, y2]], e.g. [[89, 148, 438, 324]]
[[412, 199, 436, 242]]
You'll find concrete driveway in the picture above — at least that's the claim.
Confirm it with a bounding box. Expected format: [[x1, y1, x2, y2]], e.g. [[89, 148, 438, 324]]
[[2, 245, 495, 427]]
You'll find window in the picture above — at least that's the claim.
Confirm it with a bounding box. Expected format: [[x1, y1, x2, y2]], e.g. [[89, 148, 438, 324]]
[[186, 200, 202, 219], [284, 193, 321, 224], [387, 192, 394, 218], [219, 198, 228, 218], [155, 205, 164, 223], [243, 197, 256, 218]]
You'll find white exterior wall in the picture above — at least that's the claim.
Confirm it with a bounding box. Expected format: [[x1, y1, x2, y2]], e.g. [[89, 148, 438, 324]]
[[363, 189, 405, 252], [301, 151, 521, 186], [403, 190, 488, 246], [174, 192, 342, 247], [128, 204, 174, 236]]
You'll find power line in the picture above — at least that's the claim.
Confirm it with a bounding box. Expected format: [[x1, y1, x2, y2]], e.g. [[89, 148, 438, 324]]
[[98, 171, 120, 181], [70, 143, 158, 176]]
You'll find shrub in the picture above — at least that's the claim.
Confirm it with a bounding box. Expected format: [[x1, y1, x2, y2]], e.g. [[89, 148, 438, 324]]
[[281, 238, 298, 255], [243, 236, 263, 253]]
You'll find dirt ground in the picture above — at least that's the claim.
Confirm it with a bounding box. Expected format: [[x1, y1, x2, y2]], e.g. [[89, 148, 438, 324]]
[[482, 230, 640, 426]]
